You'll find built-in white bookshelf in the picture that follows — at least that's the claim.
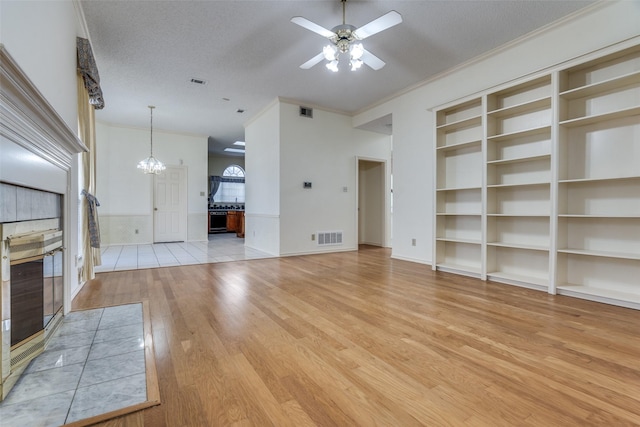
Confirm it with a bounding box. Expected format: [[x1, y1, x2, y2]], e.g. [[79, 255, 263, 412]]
[[433, 43, 640, 309], [485, 75, 553, 288], [555, 44, 640, 308], [434, 98, 483, 277]]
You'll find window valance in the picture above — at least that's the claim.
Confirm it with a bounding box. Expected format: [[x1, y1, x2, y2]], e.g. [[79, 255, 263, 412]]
[[76, 37, 104, 110]]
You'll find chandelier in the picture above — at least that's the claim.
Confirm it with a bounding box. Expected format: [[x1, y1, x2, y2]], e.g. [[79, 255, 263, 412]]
[[137, 105, 166, 174]]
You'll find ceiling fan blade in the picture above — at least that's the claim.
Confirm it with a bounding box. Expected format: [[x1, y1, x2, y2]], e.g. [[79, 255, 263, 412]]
[[300, 52, 325, 69], [291, 16, 336, 39], [353, 10, 402, 40], [361, 49, 386, 71]]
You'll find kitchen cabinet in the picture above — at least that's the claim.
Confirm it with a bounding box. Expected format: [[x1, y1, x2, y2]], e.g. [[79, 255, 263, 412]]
[[236, 211, 245, 238], [226, 211, 238, 233]]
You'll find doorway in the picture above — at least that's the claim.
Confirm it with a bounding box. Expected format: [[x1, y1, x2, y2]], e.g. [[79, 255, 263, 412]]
[[357, 158, 387, 247], [154, 166, 187, 243]]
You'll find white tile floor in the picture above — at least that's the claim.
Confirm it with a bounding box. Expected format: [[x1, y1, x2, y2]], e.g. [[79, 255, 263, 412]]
[[95, 233, 273, 273]]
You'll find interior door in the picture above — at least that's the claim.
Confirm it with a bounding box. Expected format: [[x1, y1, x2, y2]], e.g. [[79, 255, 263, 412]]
[[358, 159, 385, 247], [154, 166, 187, 243]]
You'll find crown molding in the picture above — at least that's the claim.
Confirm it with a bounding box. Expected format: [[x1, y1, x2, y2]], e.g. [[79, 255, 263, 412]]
[[355, 1, 612, 116]]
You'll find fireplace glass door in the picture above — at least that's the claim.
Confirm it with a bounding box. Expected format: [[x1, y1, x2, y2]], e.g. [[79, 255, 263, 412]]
[[43, 249, 63, 327], [10, 258, 44, 346]]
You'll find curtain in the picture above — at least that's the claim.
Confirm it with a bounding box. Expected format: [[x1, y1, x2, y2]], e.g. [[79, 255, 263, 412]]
[[81, 190, 101, 248], [209, 176, 222, 203], [77, 37, 104, 109], [77, 37, 105, 282], [77, 72, 102, 282]]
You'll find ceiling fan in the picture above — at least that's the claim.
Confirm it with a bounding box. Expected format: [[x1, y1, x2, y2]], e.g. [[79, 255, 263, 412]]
[[291, 0, 402, 72]]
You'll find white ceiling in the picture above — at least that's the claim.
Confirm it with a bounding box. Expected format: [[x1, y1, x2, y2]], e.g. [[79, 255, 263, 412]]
[[80, 0, 594, 156]]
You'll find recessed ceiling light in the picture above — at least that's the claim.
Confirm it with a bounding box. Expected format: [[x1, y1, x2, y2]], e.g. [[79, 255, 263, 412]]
[[222, 97, 230, 101], [190, 78, 207, 85], [236, 109, 245, 113], [234, 141, 245, 146], [224, 148, 245, 154]]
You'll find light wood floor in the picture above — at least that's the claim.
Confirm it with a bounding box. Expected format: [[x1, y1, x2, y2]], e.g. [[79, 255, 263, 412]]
[[73, 246, 640, 426]]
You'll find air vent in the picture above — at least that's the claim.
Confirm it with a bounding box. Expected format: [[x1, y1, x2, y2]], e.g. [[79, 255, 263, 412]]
[[299, 106, 313, 118], [190, 78, 207, 85], [317, 231, 343, 246]]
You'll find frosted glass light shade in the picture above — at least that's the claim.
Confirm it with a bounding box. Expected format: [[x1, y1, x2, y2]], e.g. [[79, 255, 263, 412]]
[[326, 60, 339, 72], [323, 45, 337, 61]]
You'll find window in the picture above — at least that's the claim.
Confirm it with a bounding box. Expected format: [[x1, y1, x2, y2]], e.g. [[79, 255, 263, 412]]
[[217, 165, 245, 203], [223, 165, 244, 178]]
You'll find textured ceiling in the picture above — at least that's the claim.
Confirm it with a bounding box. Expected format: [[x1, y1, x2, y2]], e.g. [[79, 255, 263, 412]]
[[81, 0, 594, 155]]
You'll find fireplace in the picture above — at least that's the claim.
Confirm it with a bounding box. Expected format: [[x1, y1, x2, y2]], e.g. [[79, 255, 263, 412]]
[[1, 45, 87, 401], [10, 227, 64, 349], [0, 219, 64, 398]]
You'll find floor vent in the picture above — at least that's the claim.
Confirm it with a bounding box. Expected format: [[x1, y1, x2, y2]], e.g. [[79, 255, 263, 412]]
[[318, 231, 343, 246], [299, 106, 313, 118]]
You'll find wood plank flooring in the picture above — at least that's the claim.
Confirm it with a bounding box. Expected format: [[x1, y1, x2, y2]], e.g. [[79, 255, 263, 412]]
[[72, 246, 640, 426]]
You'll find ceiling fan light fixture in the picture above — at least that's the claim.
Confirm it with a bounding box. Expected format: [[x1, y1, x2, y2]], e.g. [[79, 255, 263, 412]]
[[323, 45, 338, 61], [326, 60, 339, 72], [292, 1, 401, 72], [349, 43, 364, 60]]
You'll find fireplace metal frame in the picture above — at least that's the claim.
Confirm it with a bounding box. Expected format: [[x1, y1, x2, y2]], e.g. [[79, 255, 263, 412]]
[[0, 219, 64, 399]]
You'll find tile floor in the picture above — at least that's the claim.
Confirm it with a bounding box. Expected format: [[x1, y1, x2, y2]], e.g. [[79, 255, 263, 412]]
[[0, 304, 146, 427], [95, 233, 273, 273]]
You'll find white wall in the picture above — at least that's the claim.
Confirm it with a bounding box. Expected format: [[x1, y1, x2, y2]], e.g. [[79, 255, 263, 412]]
[[353, 1, 640, 265], [277, 101, 391, 256], [0, 1, 79, 131], [0, 0, 86, 303], [208, 155, 245, 176], [244, 100, 280, 255], [96, 122, 208, 244]]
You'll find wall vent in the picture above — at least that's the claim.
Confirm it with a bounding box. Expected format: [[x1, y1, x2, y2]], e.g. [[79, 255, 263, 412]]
[[190, 78, 207, 85], [299, 106, 313, 118], [317, 231, 343, 246]]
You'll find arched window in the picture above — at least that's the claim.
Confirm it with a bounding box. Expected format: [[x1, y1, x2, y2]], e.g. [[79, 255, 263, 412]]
[[223, 165, 245, 177]]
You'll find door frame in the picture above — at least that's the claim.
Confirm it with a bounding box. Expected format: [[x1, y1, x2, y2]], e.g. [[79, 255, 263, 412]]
[[153, 165, 188, 243], [355, 156, 389, 248]]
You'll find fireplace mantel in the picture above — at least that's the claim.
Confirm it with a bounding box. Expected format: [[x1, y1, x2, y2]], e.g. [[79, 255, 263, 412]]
[[0, 44, 87, 169]]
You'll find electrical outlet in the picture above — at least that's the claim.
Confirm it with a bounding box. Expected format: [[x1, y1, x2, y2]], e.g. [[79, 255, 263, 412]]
[[200, 191, 205, 196], [311, 234, 316, 241], [411, 238, 416, 246], [135, 229, 139, 234]]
